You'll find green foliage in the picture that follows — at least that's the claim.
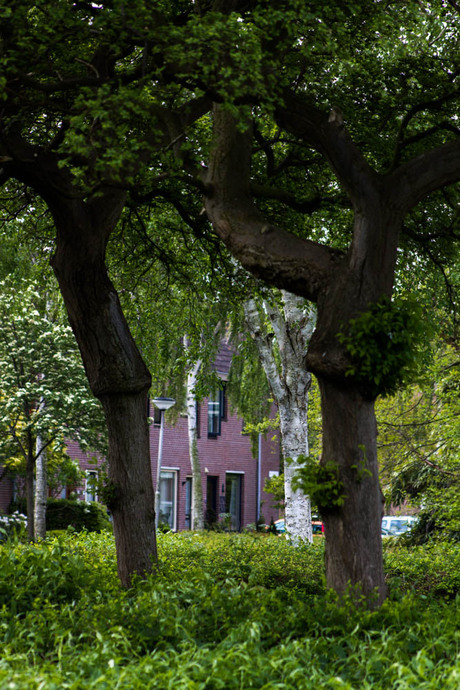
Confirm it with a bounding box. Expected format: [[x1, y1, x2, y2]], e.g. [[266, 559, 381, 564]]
[[377, 340, 460, 538], [338, 297, 432, 397], [0, 276, 107, 475], [264, 472, 285, 509], [0, 532, 460, 688], [292, 455, 346, 511], [384, 541, 460, 597], [44, 499, 112, 533]]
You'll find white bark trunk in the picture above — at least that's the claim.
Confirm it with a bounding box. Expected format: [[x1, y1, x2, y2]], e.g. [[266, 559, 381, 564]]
[[34, 425, 47, 541], [184, 338, 204, 530], [244, 292, 315, 543]]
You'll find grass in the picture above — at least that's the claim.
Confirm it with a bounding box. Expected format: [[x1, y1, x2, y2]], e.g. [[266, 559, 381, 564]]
[[0, 530, 459, 688]]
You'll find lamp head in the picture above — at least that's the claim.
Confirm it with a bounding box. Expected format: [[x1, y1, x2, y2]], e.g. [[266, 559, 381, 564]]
[[152, 396, 176, 411]]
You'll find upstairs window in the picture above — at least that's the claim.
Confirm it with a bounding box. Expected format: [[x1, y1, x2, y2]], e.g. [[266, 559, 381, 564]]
[[208, 384, 226, 437]]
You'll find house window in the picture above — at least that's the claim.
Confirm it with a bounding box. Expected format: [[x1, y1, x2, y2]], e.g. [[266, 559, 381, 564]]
[[208, 384, 226, 437], [85, 470, 98, 502], [225, 472, 243, 531], [159, 470, 177, 531]]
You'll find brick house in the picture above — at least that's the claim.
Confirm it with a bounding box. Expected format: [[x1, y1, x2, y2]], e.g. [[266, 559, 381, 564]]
[[0, 343, 281, 530]]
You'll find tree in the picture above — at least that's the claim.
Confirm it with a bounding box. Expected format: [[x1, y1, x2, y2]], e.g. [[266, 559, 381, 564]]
[[242, 291, 315, 542], [0, 278, 106, 540], [34, 402, 47, 540], [0, 0, 211, 583], [200, 3, 460, 604], [2, 0, 460, 603]]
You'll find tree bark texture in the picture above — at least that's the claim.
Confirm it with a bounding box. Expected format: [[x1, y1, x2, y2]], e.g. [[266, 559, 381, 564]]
[[34, 426, 47, 541], [25, 432, 35, 542], [185, 356, 205, 530], [244, 293, 314, 543], [99, 391, 157, 582], [49, 194, 157, 587], [318, 379, 386, 605]]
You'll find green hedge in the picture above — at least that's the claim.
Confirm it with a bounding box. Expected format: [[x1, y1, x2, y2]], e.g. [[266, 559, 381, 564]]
[[45, 498, 112, 532]]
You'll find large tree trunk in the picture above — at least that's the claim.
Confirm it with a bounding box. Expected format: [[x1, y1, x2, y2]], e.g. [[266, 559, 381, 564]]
[[99, 392, 157, 579], [318, 378, 386, 605], [50, 194, 157, 587]]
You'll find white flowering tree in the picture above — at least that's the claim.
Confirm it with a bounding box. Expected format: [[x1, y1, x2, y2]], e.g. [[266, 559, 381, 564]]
[[0, 278, 106, 540]]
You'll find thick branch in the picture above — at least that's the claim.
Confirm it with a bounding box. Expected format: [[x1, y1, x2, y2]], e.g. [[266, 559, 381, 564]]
[[275, 90, 382, 214], [388, 138, 460, 213], [204, 105, 343, 302], [243, 298, 284, 402]]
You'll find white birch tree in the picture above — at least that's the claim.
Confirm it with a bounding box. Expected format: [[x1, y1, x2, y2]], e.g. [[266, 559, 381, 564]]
[[244, 291, 316, 543], [34, 423, 47, 541], [183, 341, 205, 530]]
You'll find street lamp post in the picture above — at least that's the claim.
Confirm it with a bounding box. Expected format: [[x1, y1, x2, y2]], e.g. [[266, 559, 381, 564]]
[[152, 396, 176, 530]]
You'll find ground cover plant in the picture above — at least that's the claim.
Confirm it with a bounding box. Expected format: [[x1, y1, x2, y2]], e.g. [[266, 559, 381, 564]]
[[0, 531, 459, 689]]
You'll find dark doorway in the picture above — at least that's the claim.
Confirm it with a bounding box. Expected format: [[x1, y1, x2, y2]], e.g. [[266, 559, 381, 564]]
[[185, 477, 192, 530], [205, 475, 218, 528], [225, 473, 242, 531]]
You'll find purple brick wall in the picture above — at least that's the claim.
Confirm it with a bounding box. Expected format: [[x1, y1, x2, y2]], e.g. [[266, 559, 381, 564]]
[[0, 339, 282, 528], [149, 396, 280, 530]]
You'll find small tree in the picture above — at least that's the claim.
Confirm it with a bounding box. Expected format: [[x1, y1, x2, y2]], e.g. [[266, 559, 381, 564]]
[[0, 278, 106, 540]]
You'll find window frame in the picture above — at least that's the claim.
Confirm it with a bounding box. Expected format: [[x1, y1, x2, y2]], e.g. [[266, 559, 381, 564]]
[[207, 384, 226, 437], [85, 470, 98, 502], [159, 469, 178, 531]]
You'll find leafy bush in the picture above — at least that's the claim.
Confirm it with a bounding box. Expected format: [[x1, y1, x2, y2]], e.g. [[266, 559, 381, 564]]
[[0, 511, 27, 541], [45, 498, 112, 532], [384, 540, 460, 596], [1, 532, 460, 688], [337, 296, 431, 397]]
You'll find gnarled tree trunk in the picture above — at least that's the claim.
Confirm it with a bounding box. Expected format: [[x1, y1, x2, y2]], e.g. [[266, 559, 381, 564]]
[[50, 193, 157, 586], [317, 379, 386, 604], [203, 104, 413, 604]]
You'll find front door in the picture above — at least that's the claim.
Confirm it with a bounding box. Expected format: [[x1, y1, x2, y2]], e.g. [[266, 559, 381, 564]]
[[205, 475, 218, 528], [225, 473, 242, 531]]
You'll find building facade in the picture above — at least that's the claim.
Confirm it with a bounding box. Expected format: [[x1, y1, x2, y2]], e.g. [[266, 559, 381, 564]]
[[0, 344, 281, 530]]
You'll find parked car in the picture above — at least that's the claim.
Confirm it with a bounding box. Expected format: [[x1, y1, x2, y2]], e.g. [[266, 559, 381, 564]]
[[381, 515, 417, 537], [272, 518, 324, 535]]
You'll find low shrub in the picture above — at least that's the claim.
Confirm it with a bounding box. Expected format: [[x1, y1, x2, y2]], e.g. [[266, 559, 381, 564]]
[[384, 540, 460, 596], [0, 532, 459, 688], [45, 498, 112, 532]]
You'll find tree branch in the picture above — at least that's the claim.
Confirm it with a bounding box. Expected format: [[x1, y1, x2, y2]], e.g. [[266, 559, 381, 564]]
[[204, 104, 344, 302], [389, 138, 460, 214], [275, 90, 382, 214]]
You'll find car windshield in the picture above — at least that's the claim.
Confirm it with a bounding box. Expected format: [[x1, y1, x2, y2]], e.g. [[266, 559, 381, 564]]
[[382, 516, 416, 535]]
